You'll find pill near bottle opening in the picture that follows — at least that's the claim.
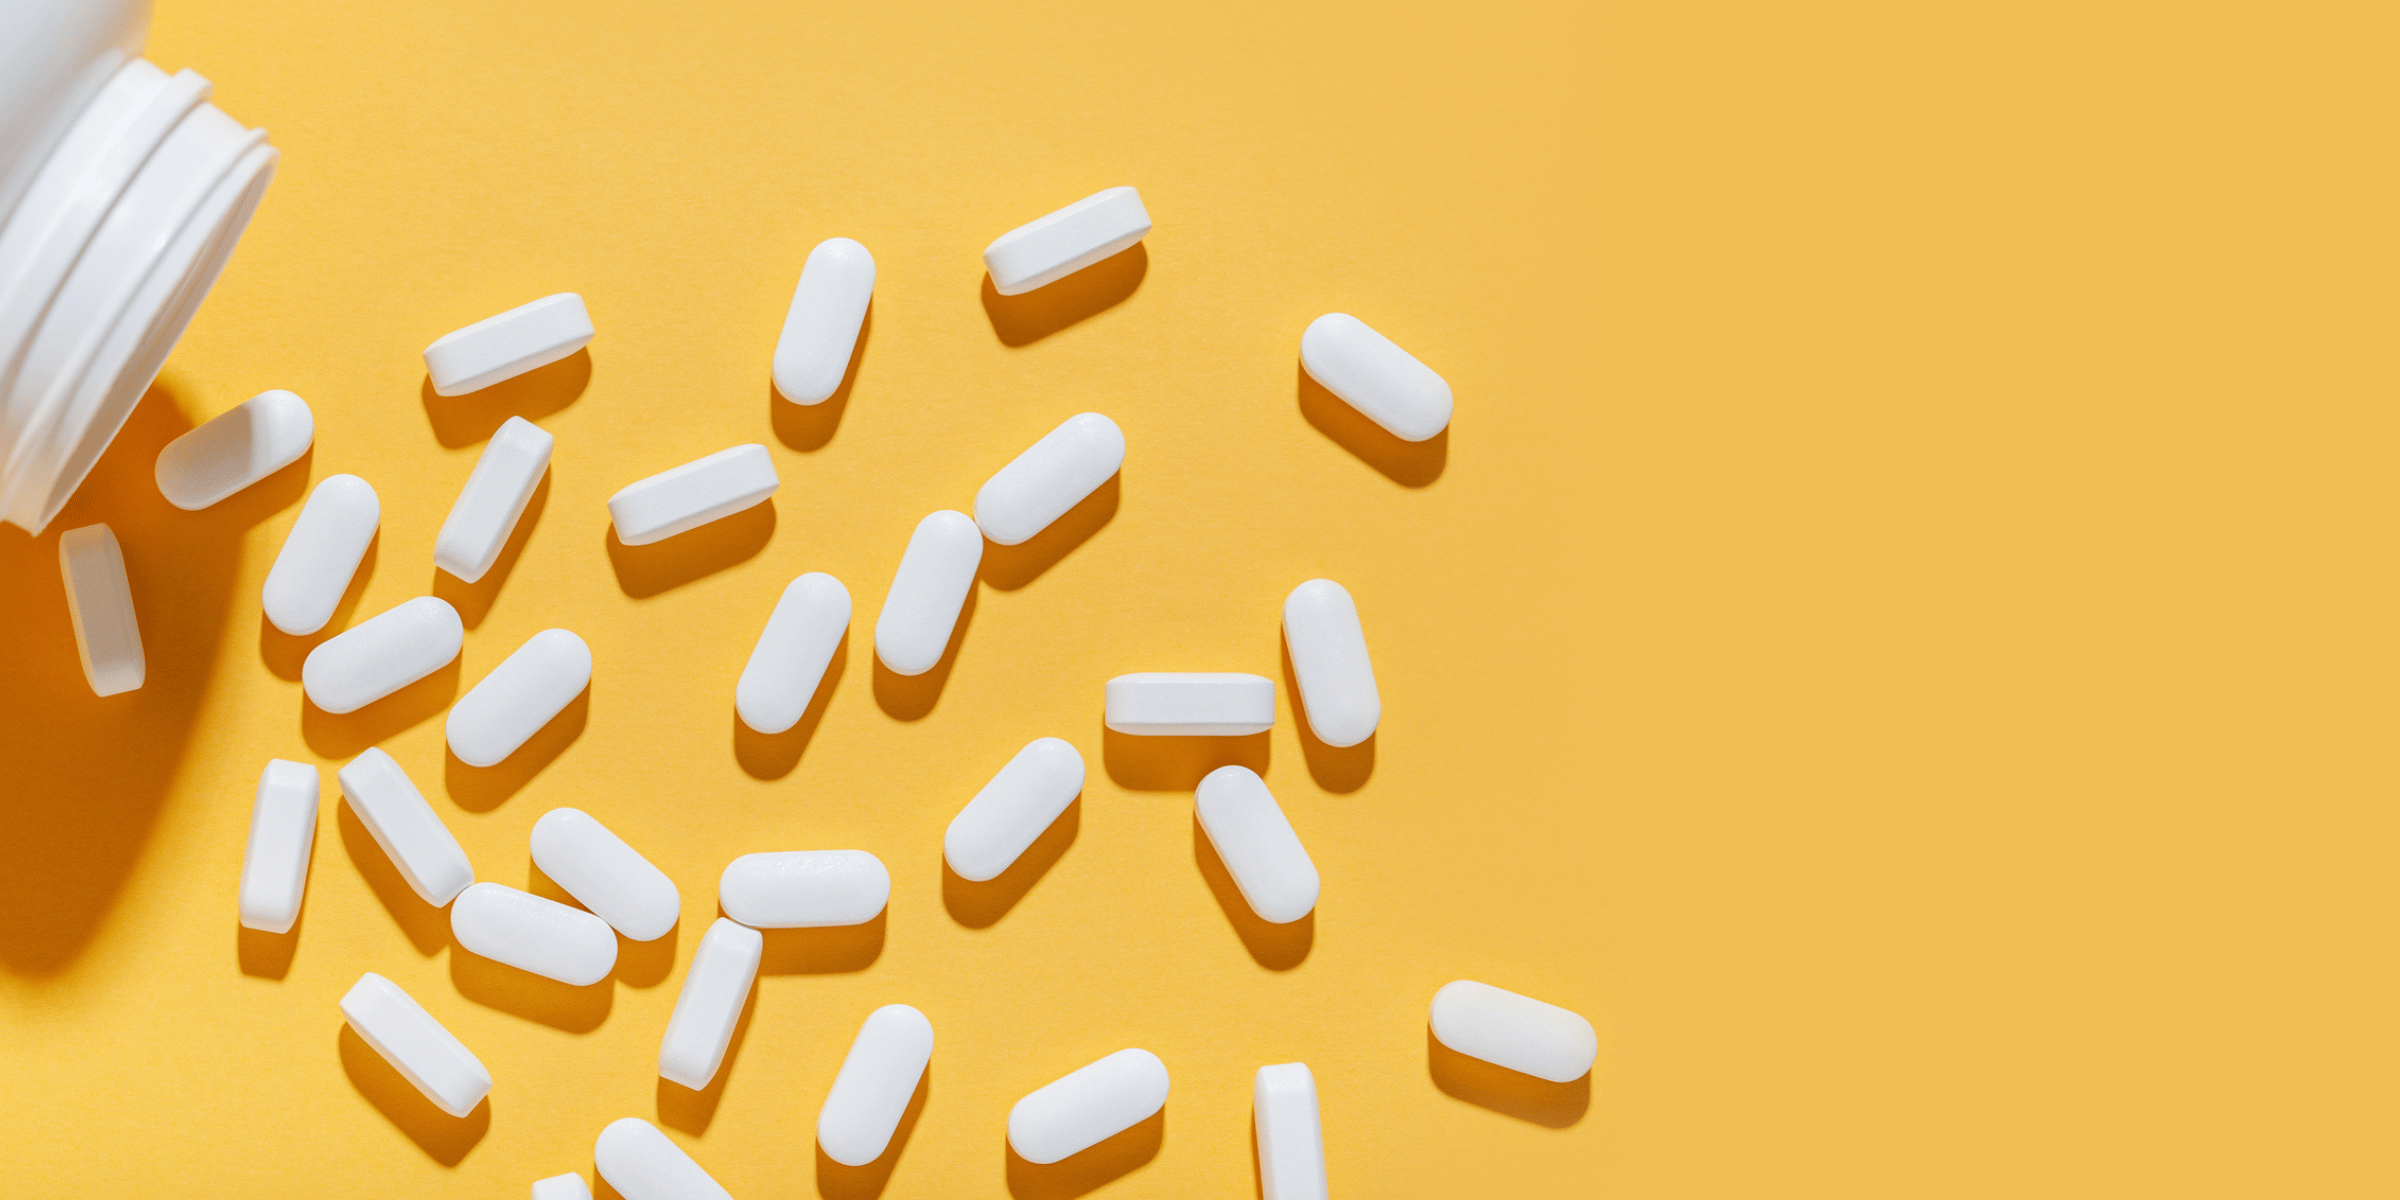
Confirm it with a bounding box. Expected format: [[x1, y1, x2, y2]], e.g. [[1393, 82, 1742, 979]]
[[817, 1004, 934, 1167], [451, 882, 617, 986], [154, 388, 312, 509], [1103, 673, 1274, 736], [594, 1117, 732, 1200], [608, 443, 778, 546], [1196, 765, 1319, 924], [1428, 980, 1598, 1083], [530, 808, 680, 942], [944, 737, 1084, 883], [1254, 1063, 1330, 1200], [446, 628, 591, 768], [1300, 313, 1453, 442], [434, 414, 551, 583], [973, 412, 1124, 546], [719, 850, 889, 928], [736, 572, 850, 735], [658, 918, 762, 1090], [302, 596, 462, 714], [262, 474, 377, 636], [340, 972, 491, 1118], [336, 748, 473, 907], [530, 1174, 591, 1200], [773, 237, 875, 405], [238, 758, 318, 934], [57, 523, 142, 696], [1282, 579, 1380, 748], [873, 510, 980, 676], [983, 186, 1152, 296], [1007, 1048, 1170, 1164], [423, 293, 594, 396]]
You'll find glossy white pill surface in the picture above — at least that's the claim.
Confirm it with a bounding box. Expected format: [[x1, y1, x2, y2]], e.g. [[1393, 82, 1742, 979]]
[[238, 759, 319, 934], [57, 524, 142, 696], [262, 474, 378, 636], [302, 596, 462, 714], [446, 628, 591, 767], [1007, 1048, 1171, 1164], [944, 737, 1085, 882], [337, 748, 473, 906], [1103, 673, 1274, 736], [817, 1004, 934, 1166], [773, 237, 875, 404], [658, 919, 762, 1090], [1254, 1063, 1329, 1200], [451, 882, 617, 985], [1300, 313, 1454, 442], [530, 1174, 590, 1200], [154, 388, 312, 509], [424, 293, 594, 396], [340, 972, 491, 1117], [1196, 766, 1319, 923], [594, 1118, 732, 1200], [608, 444, 778, 546], [1428, 980, 1598, 1082], [736, 572, 850, 734], [972, 412, 1125, 546], [983, 186, 1152, 296], [530, 808, 680, 941], [873, 510, 981, 675], [718, 850, 889, 928], [434, 415, 551, 583], [1282, 579, 1381, 748]]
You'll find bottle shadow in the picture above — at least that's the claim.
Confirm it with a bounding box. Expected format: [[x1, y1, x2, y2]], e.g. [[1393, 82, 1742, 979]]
[[605, 501, 776, 599], [444, 686, 588, 812], [1003, 1110, 1164, 1199], [872, 584, 977, 721], [815, 1067, 930, 1199], [942, 800, 1080, 929], [432, 467, 549, 628], [758, 911, 886, 975], [336, 801, 454, 956], [419, 349, 590, 448], [301, 658, 461, 760], [657, 984, 757, 1136], [1101, 727, 1269, 792], [527, 860, 680, 988], [258, 532, 378, 680], [772, 304, 867, 452], [338, 1023, 490, 1164], [1278, 640, 1374, 793], [1296, 363, 1446, 487], [981, 243, 1147, 347], [734, 632, 847, 781], [1426, 1029, 1590, 1127], [979, 475, 1118, 592], [1192, 818, 1313, 970]]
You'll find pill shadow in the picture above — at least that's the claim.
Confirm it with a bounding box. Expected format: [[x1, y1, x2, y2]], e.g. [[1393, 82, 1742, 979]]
[[1003, 1109, 1164, 1199], [942, 799, 1079, 929], [528, 861, 680, 988], [237, 922, 302, 980], [757, 910, 886, 975], [981, 243, 1147, 347], [606, 500, 776, 599], [872, 584, 977, 721], [338, 1023, 490, 1165], [258, 531, 379, 680], [1278, 640, 1374, 793], [336, 801, 453, 956], [1297, 363, 1447, 487], [1193, 817, 1314, 971], [979, 474, 1119, 592], [772, 304, 867, 452], [432, 467, 549, 629], [815, 1066, 930, 1199], [1249, 1118, 1263, 1200], [445, 686, 589, 812], [1101, 727, 1269, 792], [657, 984, 757, 1135], [450, 940, 612, 1033], [419, 349, 590, 448], [1426, 1029, 1590, 1127], [734, 632, 848, 780], [301, 657, 461, 760]]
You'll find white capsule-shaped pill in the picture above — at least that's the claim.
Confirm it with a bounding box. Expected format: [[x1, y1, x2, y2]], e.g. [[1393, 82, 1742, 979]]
[[873, 510, 981, 675], [1428, 980, 1598, 1083], [302, 596, 463, 714], [339, 972, 491, 1118], [736, 572, 850, 734], [336, 748, 473, 907], [718, 850, 889, 928], [594, 1117, 733, 1200], [424, 293, 595, 396], [262, 474, 378, 636], [531, 1174, 591, 1200], [1254, 1063, 1329, 1200], [154, 388, 313, 509], [451, 882, 617, 985], [446, 628, 591, 768], [1300, 313, 1453, 442], [434, 415, 551, 583], [238, 759, 319, 934], [773, 237, 875, 405], [983, 186, 1153, 296], [530, 808, 680, 941], [57, 523, 143, 696], [1007, 1048, 1171, 1164], [943, 737, 1084, 882], [658, 918, 762, 1090], [1196, 766, 1319, 924], [1282, 579, 1381, 748], [608, 444, 778, 546], [973, 412, 1125, 546], [1103, 673, 1274, 736], [816, 1004, 935, 1167]]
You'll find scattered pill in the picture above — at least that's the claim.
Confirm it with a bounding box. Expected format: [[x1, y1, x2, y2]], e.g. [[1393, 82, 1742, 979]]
[[433, 415, 551, 583], [336, 748, 473, 907], [736, 572, 850, 734], [773, 237, 875, 405], [972, 412, 1125, 546], [423, 293, 594, 396], [261, 474, 377, 636], [873, 510, 980, 675], [451, 882, 617, 985], [1282, 579, 1380, 747], [530, 1174, 591, 1200], [1254, 1063, 1329, 1200], [718, 850, 889, 928], [446, 628, 591, 767], [1428, 980, 1598, 1083], [943, 737, 1084, 882], [57, 524, 142, 696], [237, 759, 319, 934], [607, 444, 778, 546], [153, 388, 312, 509], [816, 1004, 935, 1167], [530, 808, 680, 941], [983, 186, 1152, 296], [1196, 766, 1319, 924], [1103, 673, 1274, 736], [594, 1117, 732, 1200], [302, 596, 462, 714], [1300, 313, 1453, 442], [339, 972, 491, 1118], [1007, 1048, 1170, 1165], [658, 918, 762, 1090]]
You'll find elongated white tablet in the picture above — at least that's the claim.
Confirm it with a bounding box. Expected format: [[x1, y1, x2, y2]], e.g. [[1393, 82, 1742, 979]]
[[658, 919, 762, 1090], [530, 1174, 591, 1200], [1300, 313, 1453, 442], [154, 388, 313, 509], [238, 759, 319, 934], [1195, 766, 1319, 923], [1007, 1048, 1170, 1164], [773, 237, 875, 404], [873, 510, 981, 675], [983, 186, 1152, 296], [817, 1004, 934, 1166], [972, 412, 1125, 545], [340, 972, 491, 1118], [530, 808, 680, 941], [944, 737, 1084, 882], [424, 293, 595, 396], [1282, 579, 1381, 747], [1428, 980, 1598, 1082], [302, 596, 462, 713], [434, 415, 552, 582], [1103, 673, 1274, 736], [451, 882, 617, 985], [595, 1118, 733, 1200], [57, 524, 142, 696], [262, 474, 378, 636], [1255, 1063, 1329, 1200], [608, 444, 778, 546], [337, 748, 473, 907], [446, 628, 592, 767], [736, 572, 850, 734], [718, 850, 889, 928]]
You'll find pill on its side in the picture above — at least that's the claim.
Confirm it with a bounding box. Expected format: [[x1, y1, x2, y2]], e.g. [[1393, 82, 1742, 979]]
[[594, 1117, 733, 1200], [607, 444, 778, 546], [57, 523, 142, 696], [1255, 1063, 1330, 1200], [154, 389, 313, 509], [1299, 313, 1453, 442], [1428, 980, 1598, 1083], [736, 572, 850, 735], [1282, 579, 1381, 748], [719, 850, 889, 928], [446, 628, 591, 768], [339, 972, 491, 1118], [302, 596, 462, 714], [944, 737, 1085, 882], [773, 237, 875, 405], [1195, 766, 1319, 924], [1102, 673, 1274, 736], [658, 918, 762, 1090], [423, 293, 594, 396], [983, 186, 1152, 296], [433, 415, 551, 583], [973, 412, 1125, 546], [530, 808, 680, 942], [262, 474, 377, 636], [238, 759, 319, 934], [872, 510, 981, 676], [817, 1004, 935, 1167], [530, 1174, 591, 1200], [1007, 1048, 1171, 1165], [451, 882, 617, 986], [336, 748, 473, 906]]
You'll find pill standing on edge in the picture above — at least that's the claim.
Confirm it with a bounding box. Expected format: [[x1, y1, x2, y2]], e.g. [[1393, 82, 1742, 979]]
[[302, 596, 462, 714], [1282, 579, 1381, 748], [982, 186, 1153, 296], [773, 237, 875, 405], [736, 572, 850, 735], [1196, 766, 1320, 924], [433, 415, 552, 583], [446, 628, 592, 767], [339, 972, 491, 1118], [607, 444, 778, 546], [817, 1004, 935, 1167], [719, 850, 889, 928], [1300, 313, 1454, 442], [658, 919, 762, 1090], [336, 748, 473, 906], [423, 293, 594, 396], [1007, 1048, 1171, 1164], [237, 759, 319, 934], [57, 523, 142, 696], [872, 510, 981, 675], [1103, 673, 1275, 736], [451, 882, 617, 986], [1428, 980, 1599, 1083], [153, 388, 313, 509], [530, 808, 680, 941], [1254, 1063, 1330, 1200], [261, 474, 378, 636], [944, 737, 1085, 883], [972, 412, 1125, 546], [530, 1174, 591, 1200], [595, 1118, 733, 1200]]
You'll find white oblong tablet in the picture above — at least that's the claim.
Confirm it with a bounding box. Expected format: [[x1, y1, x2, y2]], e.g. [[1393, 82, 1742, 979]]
[[773, 237, 875, 405], [1299, 313, 1453, 442], [446, 628, 592, 768], [154, 388, 313, 509], [531, 1174, 591, 1200], [607, 444, 778, 546], [336, 748, 473, 906], [718, 850, 889, 928], [1006, 1048, 1171, 1165], [972, 412, 1125, 546], [339, 972, 491, 1118], [1254, 1063, 1329, 1200], [983, 186, 1153, 296], [1282, 579, 1381, 748], [736, 572, 850, 734], [424, 293, 595, 396], [262, 474, 378, 636], [1102, 673, 1274, 736], [1428, 980, 1598, 1083], [872, 510, 981, 675], [302, 596, 463, 714], [434, 415, 552, 583], [943, 737, 1085, 882], [451, 882, 618, 986], [238, 759, 319, 934], [530, 808, 680, 941], [658, 918, 762, 1090], [816, 1004, 934, 1167], [594, 1117, 733, 1200], [57, 524, 142, 696], [1195, 766, 1319, 924]]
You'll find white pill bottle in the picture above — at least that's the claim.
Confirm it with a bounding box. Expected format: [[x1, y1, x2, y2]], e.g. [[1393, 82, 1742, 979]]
[[0, 0, 276, 533]]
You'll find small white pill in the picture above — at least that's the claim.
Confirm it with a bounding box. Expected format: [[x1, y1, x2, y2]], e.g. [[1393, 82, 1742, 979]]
[[736, 572, 850, 734], [1195, 766, 1319, 924], [816, 1004, 935, 1167], [873, 510, 981, 676], [1007, 1048, 1170, 1165], [340, 972, 491, 1118], [658, 918, 762, 1090], [1103, 673, 1274, 736], [972, 412, 1125, 546], [1300, 313, 1453, 442], [1428, 980, 1598, 1083], [718, 850, 889, 928], [608, 444, 778, 546], [530, 808, 680, 942], [57, 524, 142, 696], [530, 1174, 591, 1200], [773, 237, 875, 405], [434, 415, 552, 583], [983, 186, 1153, 296], [238, 759, 319, 934], [262, 474, 378, 636], [423, 293, 595, 396], [1282, 579, 1381, 748], [452, 882, 617, 985], [594, 1117, 732, 1200], [153, 389, 313, 509], [302, 596, 462, 714], [1254, 1063, 1329, 1200], [336, 748, 473, 907], [944, 737, 1084, 882], [446, 628, 591, 768]]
